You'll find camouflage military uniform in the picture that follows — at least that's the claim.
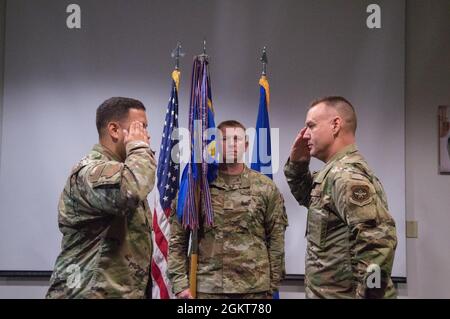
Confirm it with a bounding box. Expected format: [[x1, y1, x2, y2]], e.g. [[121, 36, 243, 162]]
[[196, 292, 271, 299], [168, 166, 288, 298], [46, 141, 156, 299], [284, 144, 397, 299]]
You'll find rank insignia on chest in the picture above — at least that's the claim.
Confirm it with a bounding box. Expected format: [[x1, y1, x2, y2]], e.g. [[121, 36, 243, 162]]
[[224, 200, 234, 210]]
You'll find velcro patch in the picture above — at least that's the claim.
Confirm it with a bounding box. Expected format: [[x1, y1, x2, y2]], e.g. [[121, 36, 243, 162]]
[[88, 165, 105, 182], [88, 163, 121, 185], [101, 164, 121, 178], [224, 200, 234, 210]]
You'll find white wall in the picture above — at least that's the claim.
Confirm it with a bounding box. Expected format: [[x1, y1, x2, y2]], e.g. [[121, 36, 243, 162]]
[[0, 0, 4, 167], [1, 0, 450, 298], [0, 0, 406, 276], [403, 0, 450, 299]]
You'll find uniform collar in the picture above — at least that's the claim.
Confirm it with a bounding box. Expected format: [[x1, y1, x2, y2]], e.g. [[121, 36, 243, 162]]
[[211, 165, 251, 189], [326, 143, 358, 164], [91, 144, 122, 162], [315, 144, 358, 183]]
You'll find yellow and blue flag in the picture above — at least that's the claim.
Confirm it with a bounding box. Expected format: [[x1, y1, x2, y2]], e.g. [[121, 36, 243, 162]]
[[251, 74, 281, 299], [251, 75, 272, 179]]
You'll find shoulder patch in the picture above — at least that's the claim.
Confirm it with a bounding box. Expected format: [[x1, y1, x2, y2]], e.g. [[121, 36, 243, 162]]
[[88, 165, 104, 182], [350, 184, 371, 205], [88, 163, 121, 185]]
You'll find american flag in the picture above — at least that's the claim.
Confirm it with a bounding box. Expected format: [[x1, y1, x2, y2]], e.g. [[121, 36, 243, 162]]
[[151, 70, 180, 299]]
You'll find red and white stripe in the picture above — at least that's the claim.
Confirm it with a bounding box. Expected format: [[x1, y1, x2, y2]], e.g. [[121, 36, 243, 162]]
[[150, 186, 174, 299]]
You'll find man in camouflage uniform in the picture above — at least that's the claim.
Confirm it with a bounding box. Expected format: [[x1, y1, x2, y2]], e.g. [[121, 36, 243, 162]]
[[169, 120, 288, 299], [284, 96, 397, 299], [46, 97, 156, 299]]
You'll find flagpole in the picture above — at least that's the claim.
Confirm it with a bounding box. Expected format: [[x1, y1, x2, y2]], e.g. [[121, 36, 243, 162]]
[[171, 42, 184, 71], [178, 39, 216, 299], [189, 188, 199, 298], [188, 39, 209, 299], [257, 46, 278, 299], [151, 43, 183, 299], [261, 46, 268, 76], [260, 46, 270, 108]]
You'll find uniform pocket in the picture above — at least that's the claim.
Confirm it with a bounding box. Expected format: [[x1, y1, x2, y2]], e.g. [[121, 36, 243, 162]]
[[309, 182, 322, 207], [210, 187, 224, 212], [307, 207, 328, 247], [221, 189, 253, 231]]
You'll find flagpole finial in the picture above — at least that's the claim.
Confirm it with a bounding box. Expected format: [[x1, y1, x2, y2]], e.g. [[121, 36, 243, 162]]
[[260, 46, 268, 76], [198, 38, 209, 61], [171, 42, 185, 70]]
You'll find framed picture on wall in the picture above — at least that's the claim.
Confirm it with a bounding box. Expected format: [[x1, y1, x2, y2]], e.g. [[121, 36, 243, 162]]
[[439, 105, 450, 174]]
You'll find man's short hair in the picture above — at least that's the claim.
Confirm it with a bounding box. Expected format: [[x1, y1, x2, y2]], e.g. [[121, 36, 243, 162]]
[[217, 120, 247, 132], [310, 96, 357, 133], [96, 97, 146, 136]]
